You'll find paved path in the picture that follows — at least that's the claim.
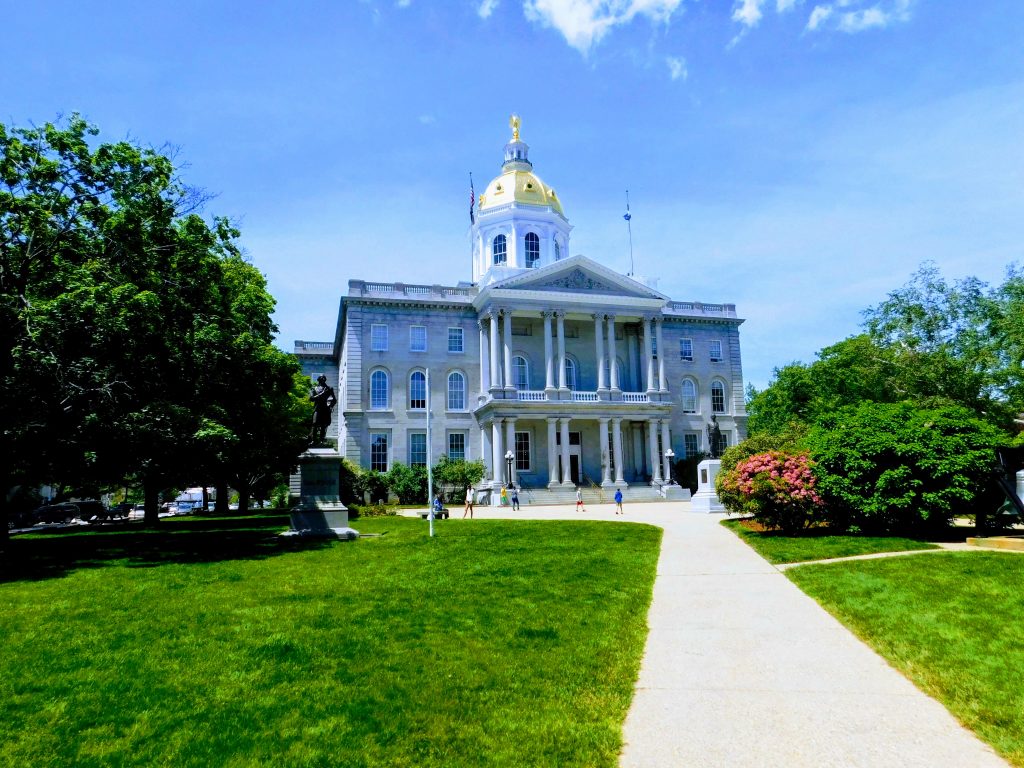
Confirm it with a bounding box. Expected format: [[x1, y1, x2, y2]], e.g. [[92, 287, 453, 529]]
[[464, 501, 1008, 767]]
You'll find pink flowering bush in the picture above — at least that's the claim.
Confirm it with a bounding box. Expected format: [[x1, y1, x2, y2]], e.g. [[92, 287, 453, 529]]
[[716, 451, 825, 532]]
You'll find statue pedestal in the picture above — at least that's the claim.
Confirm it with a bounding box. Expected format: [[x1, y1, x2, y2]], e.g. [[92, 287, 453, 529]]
[[661, 482, 692, 501], [690, 459, 725, 513], [283, 448, 359, 540]]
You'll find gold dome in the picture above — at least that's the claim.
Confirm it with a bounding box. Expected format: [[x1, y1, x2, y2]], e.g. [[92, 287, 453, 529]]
[[478, 169, 564, 217]]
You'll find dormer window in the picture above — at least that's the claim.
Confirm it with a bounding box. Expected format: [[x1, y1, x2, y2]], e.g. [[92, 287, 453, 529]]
[[525, 232, 540, 267], [493, 234, 507, 265]]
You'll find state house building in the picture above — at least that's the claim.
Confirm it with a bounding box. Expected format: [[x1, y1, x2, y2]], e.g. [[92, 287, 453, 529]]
[[295, 119, 747, 500]]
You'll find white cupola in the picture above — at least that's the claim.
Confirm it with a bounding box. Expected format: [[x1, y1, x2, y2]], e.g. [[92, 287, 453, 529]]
[[471, 115, 573, 285]]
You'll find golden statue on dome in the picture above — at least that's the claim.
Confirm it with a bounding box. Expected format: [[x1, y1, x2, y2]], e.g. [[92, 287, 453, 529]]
[[510, 113, 521, 142]]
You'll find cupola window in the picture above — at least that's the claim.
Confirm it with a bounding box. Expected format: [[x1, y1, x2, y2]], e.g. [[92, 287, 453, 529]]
[[554, 240, 561, 260], [525, 232, 540, 267], [493, 234, 507, 266]]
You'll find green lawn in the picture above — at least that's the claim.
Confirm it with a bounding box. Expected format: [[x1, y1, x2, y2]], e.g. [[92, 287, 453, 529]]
[[788, 552, 1024, 767], [0, 516, 661, 767], [722, 518, 940, 564]]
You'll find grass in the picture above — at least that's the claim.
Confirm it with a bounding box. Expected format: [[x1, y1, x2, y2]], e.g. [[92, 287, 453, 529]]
[[0, 514, 660, 767], [721, 517, 940, 564], [788, 552, 1024, 767]]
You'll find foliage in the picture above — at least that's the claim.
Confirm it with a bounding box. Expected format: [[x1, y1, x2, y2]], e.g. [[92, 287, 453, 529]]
[[789, 553, 1024, 765], [0, 516, 661, 767], [347, 502, 398, 519], [337, 458, 362, 504], [673, 451, 708, 494], [721, 519, 938, 564], [385, 462, 428, 504], [431, 456, 486, 502], [353, 469, 388, 504], [270, 484, 289, 509], [717, 451, 825, 533], [807, 401, 1005, 534], [718, 428, 808, 474]]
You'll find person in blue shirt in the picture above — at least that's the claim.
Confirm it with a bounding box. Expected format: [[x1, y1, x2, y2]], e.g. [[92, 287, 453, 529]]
[[614, 488, 623, 515]]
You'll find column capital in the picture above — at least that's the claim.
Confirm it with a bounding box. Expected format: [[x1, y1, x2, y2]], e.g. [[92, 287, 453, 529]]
[[546, 416, 559, 425], [606, 312, 617, 321], [592, 312, 606, 322], [612, 416, 623, 426], [478, 317, 488, 330], [599, 416, 611, 425], [541, 309, 554, 319]]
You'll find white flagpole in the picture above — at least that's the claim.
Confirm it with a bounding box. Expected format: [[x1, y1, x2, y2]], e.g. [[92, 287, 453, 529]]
[[426, 367, 434, 537]]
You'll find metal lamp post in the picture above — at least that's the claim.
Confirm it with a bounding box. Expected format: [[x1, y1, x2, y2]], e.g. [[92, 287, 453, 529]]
[[664, 448, 676, 485], [505, 450, 515, 486]]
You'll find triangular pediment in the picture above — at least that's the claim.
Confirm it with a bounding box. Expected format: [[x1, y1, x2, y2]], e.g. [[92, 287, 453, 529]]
[[490, 255, 666, 300]]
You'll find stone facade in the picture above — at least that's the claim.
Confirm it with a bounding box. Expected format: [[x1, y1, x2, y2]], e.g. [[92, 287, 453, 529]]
[[294, 120, 747, 491]]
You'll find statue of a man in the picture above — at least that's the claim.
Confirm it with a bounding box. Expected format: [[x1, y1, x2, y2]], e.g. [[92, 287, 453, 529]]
[[309, 375, 337, 446], [707, 415, 723, 459]]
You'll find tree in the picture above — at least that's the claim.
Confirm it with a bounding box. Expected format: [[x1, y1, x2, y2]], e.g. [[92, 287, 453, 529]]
[[432, 457, 486, 502], [385, 463, 428, 504], [806, 401, 1005, 534]]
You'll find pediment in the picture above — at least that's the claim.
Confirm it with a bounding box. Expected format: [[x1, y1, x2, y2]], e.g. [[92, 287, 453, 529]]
[[491, 256, 666, 300]]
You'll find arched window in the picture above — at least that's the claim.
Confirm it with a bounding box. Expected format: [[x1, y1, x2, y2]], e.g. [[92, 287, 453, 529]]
[[492, 234, 507, 265], [604, 357, 625, 388], [681, 379, 697, 413], [370, 370, 390, 410], [525, 232, 540, 267], [711, 380, 727, 414], [447, 371, 466, 410], [409, 371, 426, 410], [554, 240, 561, 260], [565, 358, 578, 391], [512, 355, 529, 390]]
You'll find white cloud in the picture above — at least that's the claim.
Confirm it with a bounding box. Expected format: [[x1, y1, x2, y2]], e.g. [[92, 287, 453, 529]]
[[806, 4, 832, 29], [418, 114, 436, 125], [807, 0, 912, 33], [666, 55, 688, 80], [478, 0, 500, 18], [776, 0, 799, 11], [522, 0, 683, 55], [732, 0, 765, 27], [396, 0, 412, 6]]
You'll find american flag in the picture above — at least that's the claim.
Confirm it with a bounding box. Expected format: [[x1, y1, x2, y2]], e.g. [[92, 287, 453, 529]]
[[469, 173, 475, 225]]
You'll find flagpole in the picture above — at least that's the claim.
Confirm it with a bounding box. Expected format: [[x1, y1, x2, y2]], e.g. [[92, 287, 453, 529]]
[[426, 367, 434, 538]]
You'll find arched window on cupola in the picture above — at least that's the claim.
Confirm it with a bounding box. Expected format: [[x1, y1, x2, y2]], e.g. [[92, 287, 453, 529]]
[[565, 358, 578, 391], [493, 234, 507, 266], [512, 355, 529, 390], [525, 232, 540, 268]]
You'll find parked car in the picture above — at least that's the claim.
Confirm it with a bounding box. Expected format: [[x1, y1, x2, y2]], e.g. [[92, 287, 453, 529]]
[[32, 502, 82, 524]]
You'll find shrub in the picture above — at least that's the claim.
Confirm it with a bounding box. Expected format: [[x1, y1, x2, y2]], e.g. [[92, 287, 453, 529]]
[[674, 452, 708, 494], [718, 427, 809, 475], [354, 470, 389, 504], [716, 451, 825, 533], [348, 503, 397, 519], [432, 457, 486, 503], [807, 401, 1005, 534], [385, 463, 428, 504]]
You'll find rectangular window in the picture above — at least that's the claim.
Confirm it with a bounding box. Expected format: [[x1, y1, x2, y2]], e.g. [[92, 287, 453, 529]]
[[515, 431, 531, 471], [710, 340, 723, 362], [371, 324, 388, 352], [370, 432, 389, 472], [680, 338, 693, 361], [711, 385, 726, 414], [720, 433, 729, 450], [448, 433, 466, 461], [410, 325, 427, 352], [684, 433, 699, 459], [447, 327, 464, 353], [409, 432, 427, 467], [511, 322, 533, 336]]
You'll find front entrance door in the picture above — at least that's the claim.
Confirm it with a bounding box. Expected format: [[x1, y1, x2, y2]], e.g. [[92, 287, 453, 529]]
[[557, 432, 583, 485]]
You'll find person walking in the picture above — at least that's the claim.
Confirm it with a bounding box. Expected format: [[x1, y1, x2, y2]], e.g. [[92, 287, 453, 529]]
[[500, 484, 509, 506], [575, 485, 585, 512], [614, 488, 623, 515], [463, 486, 474, 519], [510, 484, 520, 511]]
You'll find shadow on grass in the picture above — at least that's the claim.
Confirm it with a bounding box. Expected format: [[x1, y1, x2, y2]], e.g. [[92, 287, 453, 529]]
[[0, 513, 336, 584], [728, 516, 976, 543]]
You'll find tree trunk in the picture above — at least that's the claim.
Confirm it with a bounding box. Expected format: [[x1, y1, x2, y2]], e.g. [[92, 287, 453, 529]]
[[238, 485, 250, 515], [215, 479, 229, 515], [144, 478, 160, 527], [201, 486, 210, 514]]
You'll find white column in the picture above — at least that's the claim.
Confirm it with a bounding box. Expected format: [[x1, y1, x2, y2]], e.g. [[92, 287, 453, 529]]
[[556, 312, 567, 390], [488, 310, 500, 393], [505, 417, 517, 486], [559, 417, 571, 485], [594, 313, 606, 392], [492, 418, 504, 487], [502, 309, 513, 391], [479, 319, 489, 393], [481, 424, 491, 479], [643, 316, 655, 393], [547, 417, 559, 488], [599, 417, 611, 486], [607, 314, 619, 391], [612, 417, 626, 486], [655, 316, 667, 392], [543, 310, 555, 392], [661, 419, 672, 482], [648, 418, 662, 483]]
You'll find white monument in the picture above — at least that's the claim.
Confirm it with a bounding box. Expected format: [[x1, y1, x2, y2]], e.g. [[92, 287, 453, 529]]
[[690, 459, 725, 513]]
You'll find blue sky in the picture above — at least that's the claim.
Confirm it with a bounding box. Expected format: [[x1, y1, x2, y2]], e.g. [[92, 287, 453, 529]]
[[4, 1, 1023, 390]]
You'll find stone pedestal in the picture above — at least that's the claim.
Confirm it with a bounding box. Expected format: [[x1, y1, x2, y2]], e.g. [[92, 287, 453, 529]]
[[690, 459, 725, 513], [284, 448, 359, 540]]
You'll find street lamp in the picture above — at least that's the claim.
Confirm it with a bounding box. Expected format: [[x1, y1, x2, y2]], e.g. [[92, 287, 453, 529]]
[[664, 448, 676, 485], [505, 450, 515, 486]]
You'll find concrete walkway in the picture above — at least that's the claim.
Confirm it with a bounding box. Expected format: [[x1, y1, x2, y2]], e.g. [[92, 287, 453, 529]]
[[464, 501, 1008, 767]]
